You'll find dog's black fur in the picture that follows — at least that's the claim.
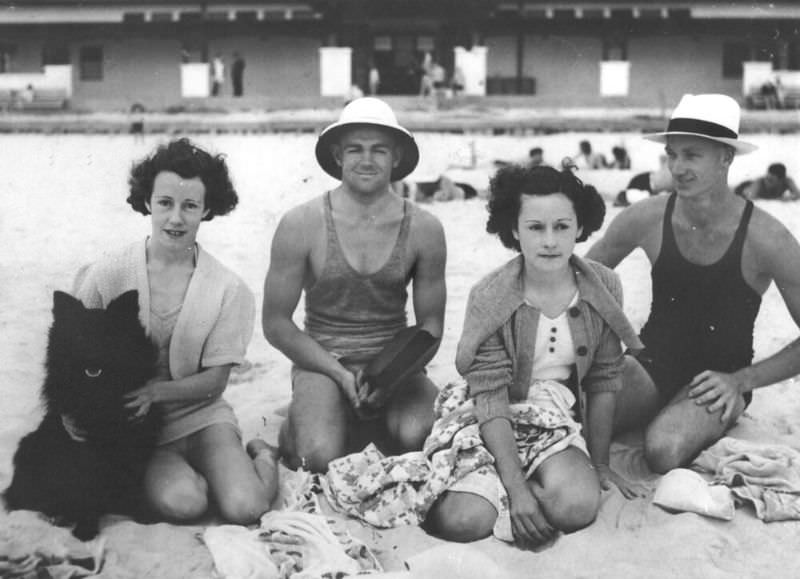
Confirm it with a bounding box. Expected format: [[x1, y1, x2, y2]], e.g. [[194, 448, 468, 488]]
[[4, 290, 160, 539]]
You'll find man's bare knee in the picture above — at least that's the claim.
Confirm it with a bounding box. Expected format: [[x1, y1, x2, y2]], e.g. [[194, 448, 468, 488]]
[[644, 429, 690, 474], [288, 435, 347, 472], [387, 411, 434, 452]]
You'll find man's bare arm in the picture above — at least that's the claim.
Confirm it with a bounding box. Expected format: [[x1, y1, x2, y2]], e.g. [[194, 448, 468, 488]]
[[585, 200, 657, 268], [735, 217, 800, 390], [410, 211, 447, 351], [262, 208, 353, 392]]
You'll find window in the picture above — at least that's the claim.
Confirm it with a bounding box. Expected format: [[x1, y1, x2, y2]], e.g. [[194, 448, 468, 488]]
[[79, 46, 103, 81], [0, 44, 16, 73], [722, 42, 749, 79], [42, 43, 70, 66]]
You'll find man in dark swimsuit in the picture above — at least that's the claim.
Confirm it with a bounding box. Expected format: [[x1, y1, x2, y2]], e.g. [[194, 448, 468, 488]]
[[262, 97, 446, 472], [587, 94, 800, 473]]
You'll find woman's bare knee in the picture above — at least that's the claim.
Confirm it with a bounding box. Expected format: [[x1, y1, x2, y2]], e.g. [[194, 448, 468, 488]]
[[425, 492, 496, 542], [147, 474, 208, 521], [543, 487, 600, 533], [217, 484, 272, 524]]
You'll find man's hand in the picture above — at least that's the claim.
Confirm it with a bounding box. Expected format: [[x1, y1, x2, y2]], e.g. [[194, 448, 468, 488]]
[[337, 370, 362, 412], [508, 483, 556, 549], [687, 370, 746, 423]]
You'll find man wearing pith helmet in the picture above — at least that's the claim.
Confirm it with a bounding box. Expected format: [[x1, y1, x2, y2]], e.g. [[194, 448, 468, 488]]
[[262, 97, 446, 472], [588, 93, 800, 473]]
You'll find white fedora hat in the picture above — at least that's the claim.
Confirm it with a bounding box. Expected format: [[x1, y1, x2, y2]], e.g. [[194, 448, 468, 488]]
[[315, 97, 420, 181], [644, 93, 757, 154]]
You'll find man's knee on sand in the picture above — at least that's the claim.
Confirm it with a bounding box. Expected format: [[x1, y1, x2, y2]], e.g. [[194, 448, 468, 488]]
[[642, 395, 744, 474], [383, 375, 438, 452], [279, 417, 347, 473]]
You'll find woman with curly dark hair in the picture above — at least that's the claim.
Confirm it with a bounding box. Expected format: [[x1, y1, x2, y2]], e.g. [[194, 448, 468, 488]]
[[426, 164, 645, 548], [74, 138, 278, 526]]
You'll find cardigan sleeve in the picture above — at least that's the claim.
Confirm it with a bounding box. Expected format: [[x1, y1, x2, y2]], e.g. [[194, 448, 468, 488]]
[[200, 278, 255, 368], [72, 262, 104, 308], [582, 269, 625, 394], [463, 328, 514, 425]]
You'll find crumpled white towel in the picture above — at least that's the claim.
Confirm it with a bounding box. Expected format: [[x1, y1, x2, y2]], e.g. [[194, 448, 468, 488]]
[[202, 525, 279, 579], [692, 437, 800, 522], [652, 468, 735, 520]]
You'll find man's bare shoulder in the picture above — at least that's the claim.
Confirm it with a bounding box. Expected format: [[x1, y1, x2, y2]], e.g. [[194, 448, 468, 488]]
[[408, 202, 445, 239], [746, 204, 800, 259], [615, 194, 670, 226], [279, 195, 324, 225]]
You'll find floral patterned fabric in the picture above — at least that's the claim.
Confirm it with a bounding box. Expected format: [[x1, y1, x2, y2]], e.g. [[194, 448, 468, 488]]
[[322, 378, 584, 541]]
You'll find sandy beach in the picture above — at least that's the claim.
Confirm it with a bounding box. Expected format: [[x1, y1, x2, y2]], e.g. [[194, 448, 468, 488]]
[[2, 131, 800, 578]]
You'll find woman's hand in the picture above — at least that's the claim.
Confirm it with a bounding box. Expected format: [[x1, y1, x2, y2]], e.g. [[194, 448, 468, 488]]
[[595, 464, 648, 499], [124, 381, 159, 421], [507, 483, 556, 548]]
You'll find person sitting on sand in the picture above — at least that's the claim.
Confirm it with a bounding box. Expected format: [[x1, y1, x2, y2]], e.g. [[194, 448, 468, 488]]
[[587, 93, 800, 473], [262, 97, 447, 473], [608, 146, 631, 170], [74, 138, 278, 524], [735, 162, 800, 201], [573, 140, 608, 170], [613, 154, 673, 207], [425, 164, 645, 549]]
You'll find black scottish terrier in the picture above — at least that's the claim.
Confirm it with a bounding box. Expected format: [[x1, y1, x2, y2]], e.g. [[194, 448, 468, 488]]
[[4, 290, 160, 540]]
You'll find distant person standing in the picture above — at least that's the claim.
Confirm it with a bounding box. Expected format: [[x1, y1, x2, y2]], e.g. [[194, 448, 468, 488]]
[[232, 52, 246, 97], [368, 64, 380, 96], [211, 54, 225, 97]]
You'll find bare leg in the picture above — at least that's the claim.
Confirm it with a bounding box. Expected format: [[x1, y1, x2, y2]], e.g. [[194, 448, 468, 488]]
[[144, 444, 209, 522], [425, 491, 497, 542], [279, 369, 351, 472], [187, 423, 275, 524], [612, 355, 663, 435], [531, 447, 600, 533], [383, 372, 438, 453], [246, 438, 280, 507], [644, 385, 745, 474]]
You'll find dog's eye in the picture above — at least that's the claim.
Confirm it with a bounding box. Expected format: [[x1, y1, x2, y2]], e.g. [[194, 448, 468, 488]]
[[84, 368, 103, 378]]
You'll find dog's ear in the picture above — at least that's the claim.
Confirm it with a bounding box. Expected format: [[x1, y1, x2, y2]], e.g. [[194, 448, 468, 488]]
[[53, 291, 85, 318], [107, 290, 140, 321]]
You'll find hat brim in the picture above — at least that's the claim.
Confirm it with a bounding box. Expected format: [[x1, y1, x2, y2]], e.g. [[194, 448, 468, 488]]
[[315, 122, 420, 182], [643, 131, 757, 155]]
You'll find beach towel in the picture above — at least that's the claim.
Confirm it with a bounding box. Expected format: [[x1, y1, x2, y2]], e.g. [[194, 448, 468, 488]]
[[0, 510, 105, 578], [692, 437, 800, 522], [322, 379, 582, 540], [203, 468, 383, 579]]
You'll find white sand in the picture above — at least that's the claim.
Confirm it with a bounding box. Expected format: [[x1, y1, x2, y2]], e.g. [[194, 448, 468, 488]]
[[2, 132, 800, 578]]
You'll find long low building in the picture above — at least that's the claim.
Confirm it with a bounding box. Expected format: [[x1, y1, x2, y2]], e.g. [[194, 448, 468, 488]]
[[0, 0, 798, 110]]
